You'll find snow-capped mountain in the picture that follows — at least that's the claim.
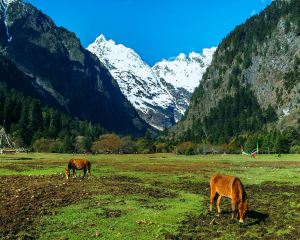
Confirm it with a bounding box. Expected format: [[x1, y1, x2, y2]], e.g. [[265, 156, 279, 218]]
[[87, 35, 175, 130], [87, 35, 216, 130]]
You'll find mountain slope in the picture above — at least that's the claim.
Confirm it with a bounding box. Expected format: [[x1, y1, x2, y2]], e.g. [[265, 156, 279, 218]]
[[87, 35, 175, 130], [153, 49, 216, 122], [87, 35, 215, 130], [0, 0, 150, 135], [0, 51, 105, 147], [171, 0, 300, 143]]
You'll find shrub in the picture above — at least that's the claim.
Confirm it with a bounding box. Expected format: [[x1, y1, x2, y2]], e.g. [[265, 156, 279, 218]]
[[289, 145, 300, 154], [33, 138, 64, 153], [91, 134, 122, 153], [176, 141, 196, 155]]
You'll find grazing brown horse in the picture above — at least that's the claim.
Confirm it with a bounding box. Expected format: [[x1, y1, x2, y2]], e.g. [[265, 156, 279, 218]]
[[209, 174, 248, 223], [65, 158, 91, 179]]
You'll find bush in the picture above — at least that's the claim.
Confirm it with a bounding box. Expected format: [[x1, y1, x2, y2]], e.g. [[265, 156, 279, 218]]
[[155, 142, 168, 153], [176, 141, 196, 155], [135, 138, 156, 154], [289, 145, 300, 154], [33, 138, 64, 153], [92, 134, 122, 153], [120, 136, 137, 154]]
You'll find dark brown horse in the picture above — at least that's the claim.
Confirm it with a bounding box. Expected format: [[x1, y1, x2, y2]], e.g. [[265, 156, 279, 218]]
[[209, 174, 248, 223], [65, 158, 91, 179]]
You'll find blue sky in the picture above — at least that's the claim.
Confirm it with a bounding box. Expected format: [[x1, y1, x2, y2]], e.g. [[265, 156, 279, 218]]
[[26, 0, 272, 65]]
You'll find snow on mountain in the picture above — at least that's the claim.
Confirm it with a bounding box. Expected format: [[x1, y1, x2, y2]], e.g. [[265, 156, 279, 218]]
[[87, 34, 215, 130], [153, 48, 217, 92], [87, 35, 174, 130]]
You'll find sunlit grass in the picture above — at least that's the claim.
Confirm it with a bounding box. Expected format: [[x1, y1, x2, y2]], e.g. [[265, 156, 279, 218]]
[[1, 153, 300, 239], [39, 192, 202, 240]]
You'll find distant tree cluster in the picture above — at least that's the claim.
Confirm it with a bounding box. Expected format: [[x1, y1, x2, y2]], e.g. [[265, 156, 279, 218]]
[[90, 132, 171, 154], [166, 125, 300, 155]]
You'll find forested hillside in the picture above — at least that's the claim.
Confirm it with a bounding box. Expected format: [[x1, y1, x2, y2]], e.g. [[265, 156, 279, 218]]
[[168, 0, 300, 152], [0, 53, 104, 151], [0, 0, 150, 136]]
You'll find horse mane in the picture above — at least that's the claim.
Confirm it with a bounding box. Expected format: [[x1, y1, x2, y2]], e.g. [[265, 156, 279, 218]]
[[240, 181, 247, 201], [232, 177, 247, 202]]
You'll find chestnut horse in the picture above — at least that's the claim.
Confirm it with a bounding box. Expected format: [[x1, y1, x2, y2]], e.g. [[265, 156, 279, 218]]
[[65, 158, 91, 179], [209, 174, 248, 223]]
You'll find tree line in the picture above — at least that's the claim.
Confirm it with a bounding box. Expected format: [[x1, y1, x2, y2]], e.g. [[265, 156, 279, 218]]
[[0, 82, 165, 153], [1, 77, 300, 155]]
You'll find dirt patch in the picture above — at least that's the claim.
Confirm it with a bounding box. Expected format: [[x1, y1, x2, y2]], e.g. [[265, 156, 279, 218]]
[[245, 161, 300, 168], [103, 209, 123, 218], [95, 208, 123, 218], [0, 175, 176, 239], [14, 157, 34, 161], [168, 183, 300, 240], [147, 188, 177, 198], [0, 175, 100, 239]]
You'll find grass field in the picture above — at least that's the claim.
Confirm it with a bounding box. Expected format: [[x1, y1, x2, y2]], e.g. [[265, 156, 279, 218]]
[[0, 153, 300, 240]]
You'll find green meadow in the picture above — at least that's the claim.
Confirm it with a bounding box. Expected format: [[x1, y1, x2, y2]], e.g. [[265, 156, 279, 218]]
[[0, 153, 299, 239]]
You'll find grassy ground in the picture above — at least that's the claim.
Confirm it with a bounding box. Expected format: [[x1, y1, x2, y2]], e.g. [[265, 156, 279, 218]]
[[0, 153, 299, 239]]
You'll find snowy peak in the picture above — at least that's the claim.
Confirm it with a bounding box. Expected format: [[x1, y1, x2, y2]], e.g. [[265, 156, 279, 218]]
[[87, 34, 174, 130], [87, 34, 215, 130], [153, 47, 216, 92], [189, 47, 217, 63], [87, 35, 160, 91], [176, 53, 186, 61], [95, 34, 106, 42]]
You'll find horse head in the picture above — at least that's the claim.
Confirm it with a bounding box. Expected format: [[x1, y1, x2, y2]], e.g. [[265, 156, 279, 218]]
[[238, 199, 248, 223], [65, 168, 70, 179]]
